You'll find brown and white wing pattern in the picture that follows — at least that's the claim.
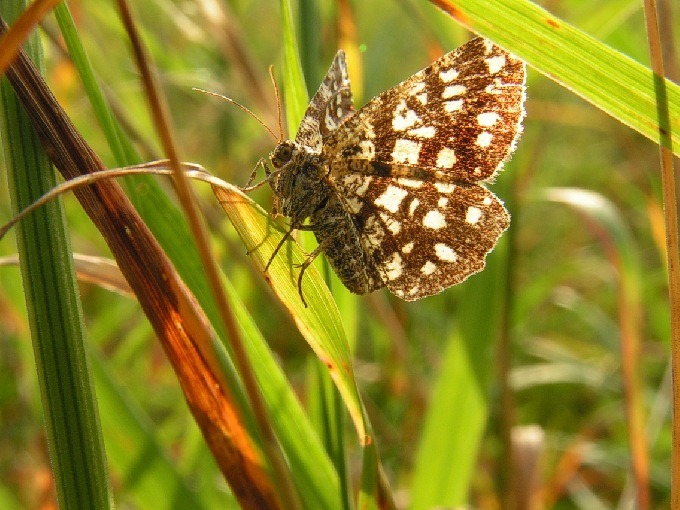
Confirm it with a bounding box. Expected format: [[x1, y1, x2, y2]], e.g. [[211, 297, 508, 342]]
[[269, 38, 526, 301], [294, 50, 355, 152], [334, 174, 509, 300], [326, 38, 525, 299], [325, 37, 526, 183]]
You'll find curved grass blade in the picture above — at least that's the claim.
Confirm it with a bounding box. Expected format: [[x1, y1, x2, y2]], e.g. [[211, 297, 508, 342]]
[[212, 183, 367, 439], [541, 187, 648, 505]]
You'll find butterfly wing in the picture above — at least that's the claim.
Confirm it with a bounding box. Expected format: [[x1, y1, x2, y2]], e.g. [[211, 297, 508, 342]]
[[295, 50, 355, 152], [325, 38, 525, 298], [335, 173, 509, 299], [324, 37, 526, 183]]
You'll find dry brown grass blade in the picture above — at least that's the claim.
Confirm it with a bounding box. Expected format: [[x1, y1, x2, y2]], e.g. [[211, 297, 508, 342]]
[[0, 18, 282, 510], [0, 0, 60, 77], [642, 1, 678, 509], [0, 254, 135, 297], [114, 1, 299, 506]]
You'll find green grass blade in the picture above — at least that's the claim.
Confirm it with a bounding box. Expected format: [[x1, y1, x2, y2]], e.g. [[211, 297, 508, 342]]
[[213, 185, 366, 436], [306, 358, 352, 510], [226, 278, 343, 509], [298, 0, 321, 92], [0, 3, 112, 508], [430, 0, 680, 154], [280, 0, 309, 136], [53, 3, 131, 166], [410, 244, 508, 508], [90, 349, 213, 509]]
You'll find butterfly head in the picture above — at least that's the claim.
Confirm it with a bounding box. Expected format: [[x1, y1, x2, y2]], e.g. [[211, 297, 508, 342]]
[[270, 140, 297, 169]]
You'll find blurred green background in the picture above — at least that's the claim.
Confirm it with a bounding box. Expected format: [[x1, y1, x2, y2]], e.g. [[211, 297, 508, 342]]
[[0, 0, 674, 508]]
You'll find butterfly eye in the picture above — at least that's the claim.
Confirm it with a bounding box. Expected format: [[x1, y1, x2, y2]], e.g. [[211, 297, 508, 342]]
[[271, 143, 294, 168], [279, 144, 293, 162]]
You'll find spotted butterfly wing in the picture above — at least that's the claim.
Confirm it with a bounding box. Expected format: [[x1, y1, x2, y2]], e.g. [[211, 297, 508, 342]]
[[295, 50, 354, 151], [323, 37, 525, 300]]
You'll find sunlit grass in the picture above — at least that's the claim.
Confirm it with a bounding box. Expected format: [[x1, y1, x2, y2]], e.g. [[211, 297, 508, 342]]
[[0, 0, 674, 508]]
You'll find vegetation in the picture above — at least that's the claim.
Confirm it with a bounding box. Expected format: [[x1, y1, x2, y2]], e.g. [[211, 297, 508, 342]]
[[0, 0, 677, 508]]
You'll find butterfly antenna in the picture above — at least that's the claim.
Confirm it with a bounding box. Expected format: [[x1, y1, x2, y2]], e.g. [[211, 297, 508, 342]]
[[192, 88, 278, 141], [268, 65, 284, 141]]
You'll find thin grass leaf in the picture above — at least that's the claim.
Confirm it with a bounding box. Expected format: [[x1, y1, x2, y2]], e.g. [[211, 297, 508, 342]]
[[0, 4, 112, 508], [280, 0, 309, 136], [541, 187, 648, 504], [53, 3, 131, 165], [279, 4, 362, 507], [90, 349, 213, 509], [225, 276, 343, 509], [297, 0, 320, 91]]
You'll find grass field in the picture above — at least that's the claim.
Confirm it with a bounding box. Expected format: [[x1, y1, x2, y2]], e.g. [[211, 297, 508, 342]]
[[0, 0, 677, 508]]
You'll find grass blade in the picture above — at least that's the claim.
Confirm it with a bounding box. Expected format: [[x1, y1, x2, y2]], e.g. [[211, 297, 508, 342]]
[[0, 4, 112, 508]]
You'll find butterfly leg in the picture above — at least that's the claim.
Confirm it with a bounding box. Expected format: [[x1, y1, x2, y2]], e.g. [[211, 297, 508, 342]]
[[263, 224, 299, 271], [240, 157, 277, 192], [294, 238, 331, 307]]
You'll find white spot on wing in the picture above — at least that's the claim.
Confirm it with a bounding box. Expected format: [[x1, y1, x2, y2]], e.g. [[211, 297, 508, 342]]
[[355, 176, 372, 196], [416, 92, 427, 104], [391, 139, 421, 164], [442, 84, 467, 98], [444, 99, 464, 113], [436, 147, 457, 167], [375, 185, 408, 213], [483, 196, 492, 205], [435, 243, 458, 262], [423, 210, 447, 229], [347, 196, 363, 213], [363, 121, 376, 139], [477, 112, 500, 127], [486, 55, 506, 74], [408, 198, 420, 216], [325, 114, 338, 130], [385, 252, 403, 280], [392, 99, 420, 130], [439, 68, 459, 82], [438, 197, 449, 208], [476, 131, 493, 147], [466, 206, 483, 224], [402, 242, 414, 254], [434, 182, 456, 193], [421, 261, 437, 276], [380, 212, 402, 234], [396, 178, 423, 188]]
